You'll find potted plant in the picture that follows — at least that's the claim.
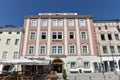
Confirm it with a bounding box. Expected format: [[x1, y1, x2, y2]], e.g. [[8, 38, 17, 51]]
[[62, 69, 67, 80]]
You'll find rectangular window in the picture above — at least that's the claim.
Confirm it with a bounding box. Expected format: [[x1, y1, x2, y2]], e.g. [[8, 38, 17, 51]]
[[58, 20, 63, 26], [101, 34, 105, 40], [8, 32, 12, 34], [115, 34, 119, 40], [52, 46, 57, 54], [42, 19, 47, 26], [6, 39, 11, 45], [52, 19, 63, 26], [32, 19, 37, 26], [15, 39, 19, 45], [84, 62, 90, 69], [41, 32, 46, 39], [30, 32, 36, 40], [40, 45, 46, 54], [58, 46, 62, 54], [110, 46, 115, 53], [0, 32, 3, 34], [98, 27, 101, 30], [82, 45, 88, 54], [29, 46, 34, 54], [52, 20, 58, 26], [13, 52, 18, 59], [58, 32, 62, 39], [68, 19, 74, 26], [102, 46, 108, 53], [52, 32, 57, 39], [52, 32, 62, 39], [70, 45, 75, 54], [81, 31, 87, 39], [16, 32, 20, 34], [80, 19, 86, 26], [70, 32, 74, 39], [52, 46, 63, 54], [2, 52, 7, 59], [71, 62, 76, 68], [108, 34, 112, 40], [117, 46, 120, 53]]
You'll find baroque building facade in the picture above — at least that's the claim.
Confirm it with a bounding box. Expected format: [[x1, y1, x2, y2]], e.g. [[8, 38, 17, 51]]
[[21, 13, 98, 73]]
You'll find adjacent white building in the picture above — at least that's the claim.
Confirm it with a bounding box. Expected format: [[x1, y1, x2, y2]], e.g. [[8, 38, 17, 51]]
[[0, 25, 22, 73], [94, 20, 120, 72]]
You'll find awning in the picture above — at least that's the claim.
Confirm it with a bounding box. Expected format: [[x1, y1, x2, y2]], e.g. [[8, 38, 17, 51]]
[[0, 58, 50, 65], [33, 59, 50, 65]]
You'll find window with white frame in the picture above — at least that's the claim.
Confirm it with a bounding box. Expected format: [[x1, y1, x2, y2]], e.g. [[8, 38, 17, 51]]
[[29, 46, 34, 54], [30, 32, 36, 40], [15, 39, 19, 45], [70, 62, 76, 68], [81, 31, 87, 39], [31, 19, 37, 26], [58, 46, 62, 54], [69, 32, 74, 39], [6, 39, 11, 45], [82, 44, 88, 54], [8, 32, 12, 34], [40, 45, 46, 54], [117, 45, 120, 53], [16, 32, 20, 34], [68, 19, 74, 26], [41, 32, 46, 39], [80, 19, 86, 26], [2, 52, 7, 59], [110, 46, 115, 53], [108, 33, 112, 40], [52, 45, 62, 54], [42, 19, 47, 26], [52, 32, 62, 39], [58, 32, 62, 39], [70, 45, 75, 54], [84, 61, 90, 68], [13, 52, 19, 59], [0, 32, 3, 34], [102, 46, 108, 53], [115, 34, 119, 40], [52, 19, 63, 26], [101, 34, 105, 40]]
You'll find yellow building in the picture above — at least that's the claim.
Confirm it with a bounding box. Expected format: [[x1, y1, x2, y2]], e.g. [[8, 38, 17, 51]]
[[0, 25, 22, 73]]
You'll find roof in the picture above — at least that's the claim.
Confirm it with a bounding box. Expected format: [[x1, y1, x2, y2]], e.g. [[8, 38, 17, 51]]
[[93, 19, 120, 23], [24, 13, 93, 19], [0, 25, 23, 32]]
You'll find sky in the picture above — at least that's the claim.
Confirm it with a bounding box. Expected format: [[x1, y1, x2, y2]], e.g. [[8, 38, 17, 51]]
[[0, 0, 120, 26]]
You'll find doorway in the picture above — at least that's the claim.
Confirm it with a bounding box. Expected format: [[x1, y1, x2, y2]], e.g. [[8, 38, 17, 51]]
[[52, 59, 63, 73]]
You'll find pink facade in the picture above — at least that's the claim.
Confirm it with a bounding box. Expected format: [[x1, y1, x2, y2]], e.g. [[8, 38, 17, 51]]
[[21, 13, 97, 57]]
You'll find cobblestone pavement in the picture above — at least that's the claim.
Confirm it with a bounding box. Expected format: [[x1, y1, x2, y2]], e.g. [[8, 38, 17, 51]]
[[57, 72, 120, 80]]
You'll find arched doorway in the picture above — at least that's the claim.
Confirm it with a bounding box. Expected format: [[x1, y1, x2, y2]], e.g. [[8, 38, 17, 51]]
[[2, 64, 14, 73], [52, 59, 64, 73]]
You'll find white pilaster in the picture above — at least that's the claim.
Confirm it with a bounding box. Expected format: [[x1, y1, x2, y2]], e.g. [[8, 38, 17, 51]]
[[87, 18, 94, 55], [75, 18, 81, 55], [47, 18, 51, 55], [36, 18, 41, 56], [64, 18, 68, 55], [23, 18, 30, 56]]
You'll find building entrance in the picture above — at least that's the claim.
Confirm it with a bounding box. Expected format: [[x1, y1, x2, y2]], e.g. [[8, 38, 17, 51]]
[[52, 59, 63, 73]]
